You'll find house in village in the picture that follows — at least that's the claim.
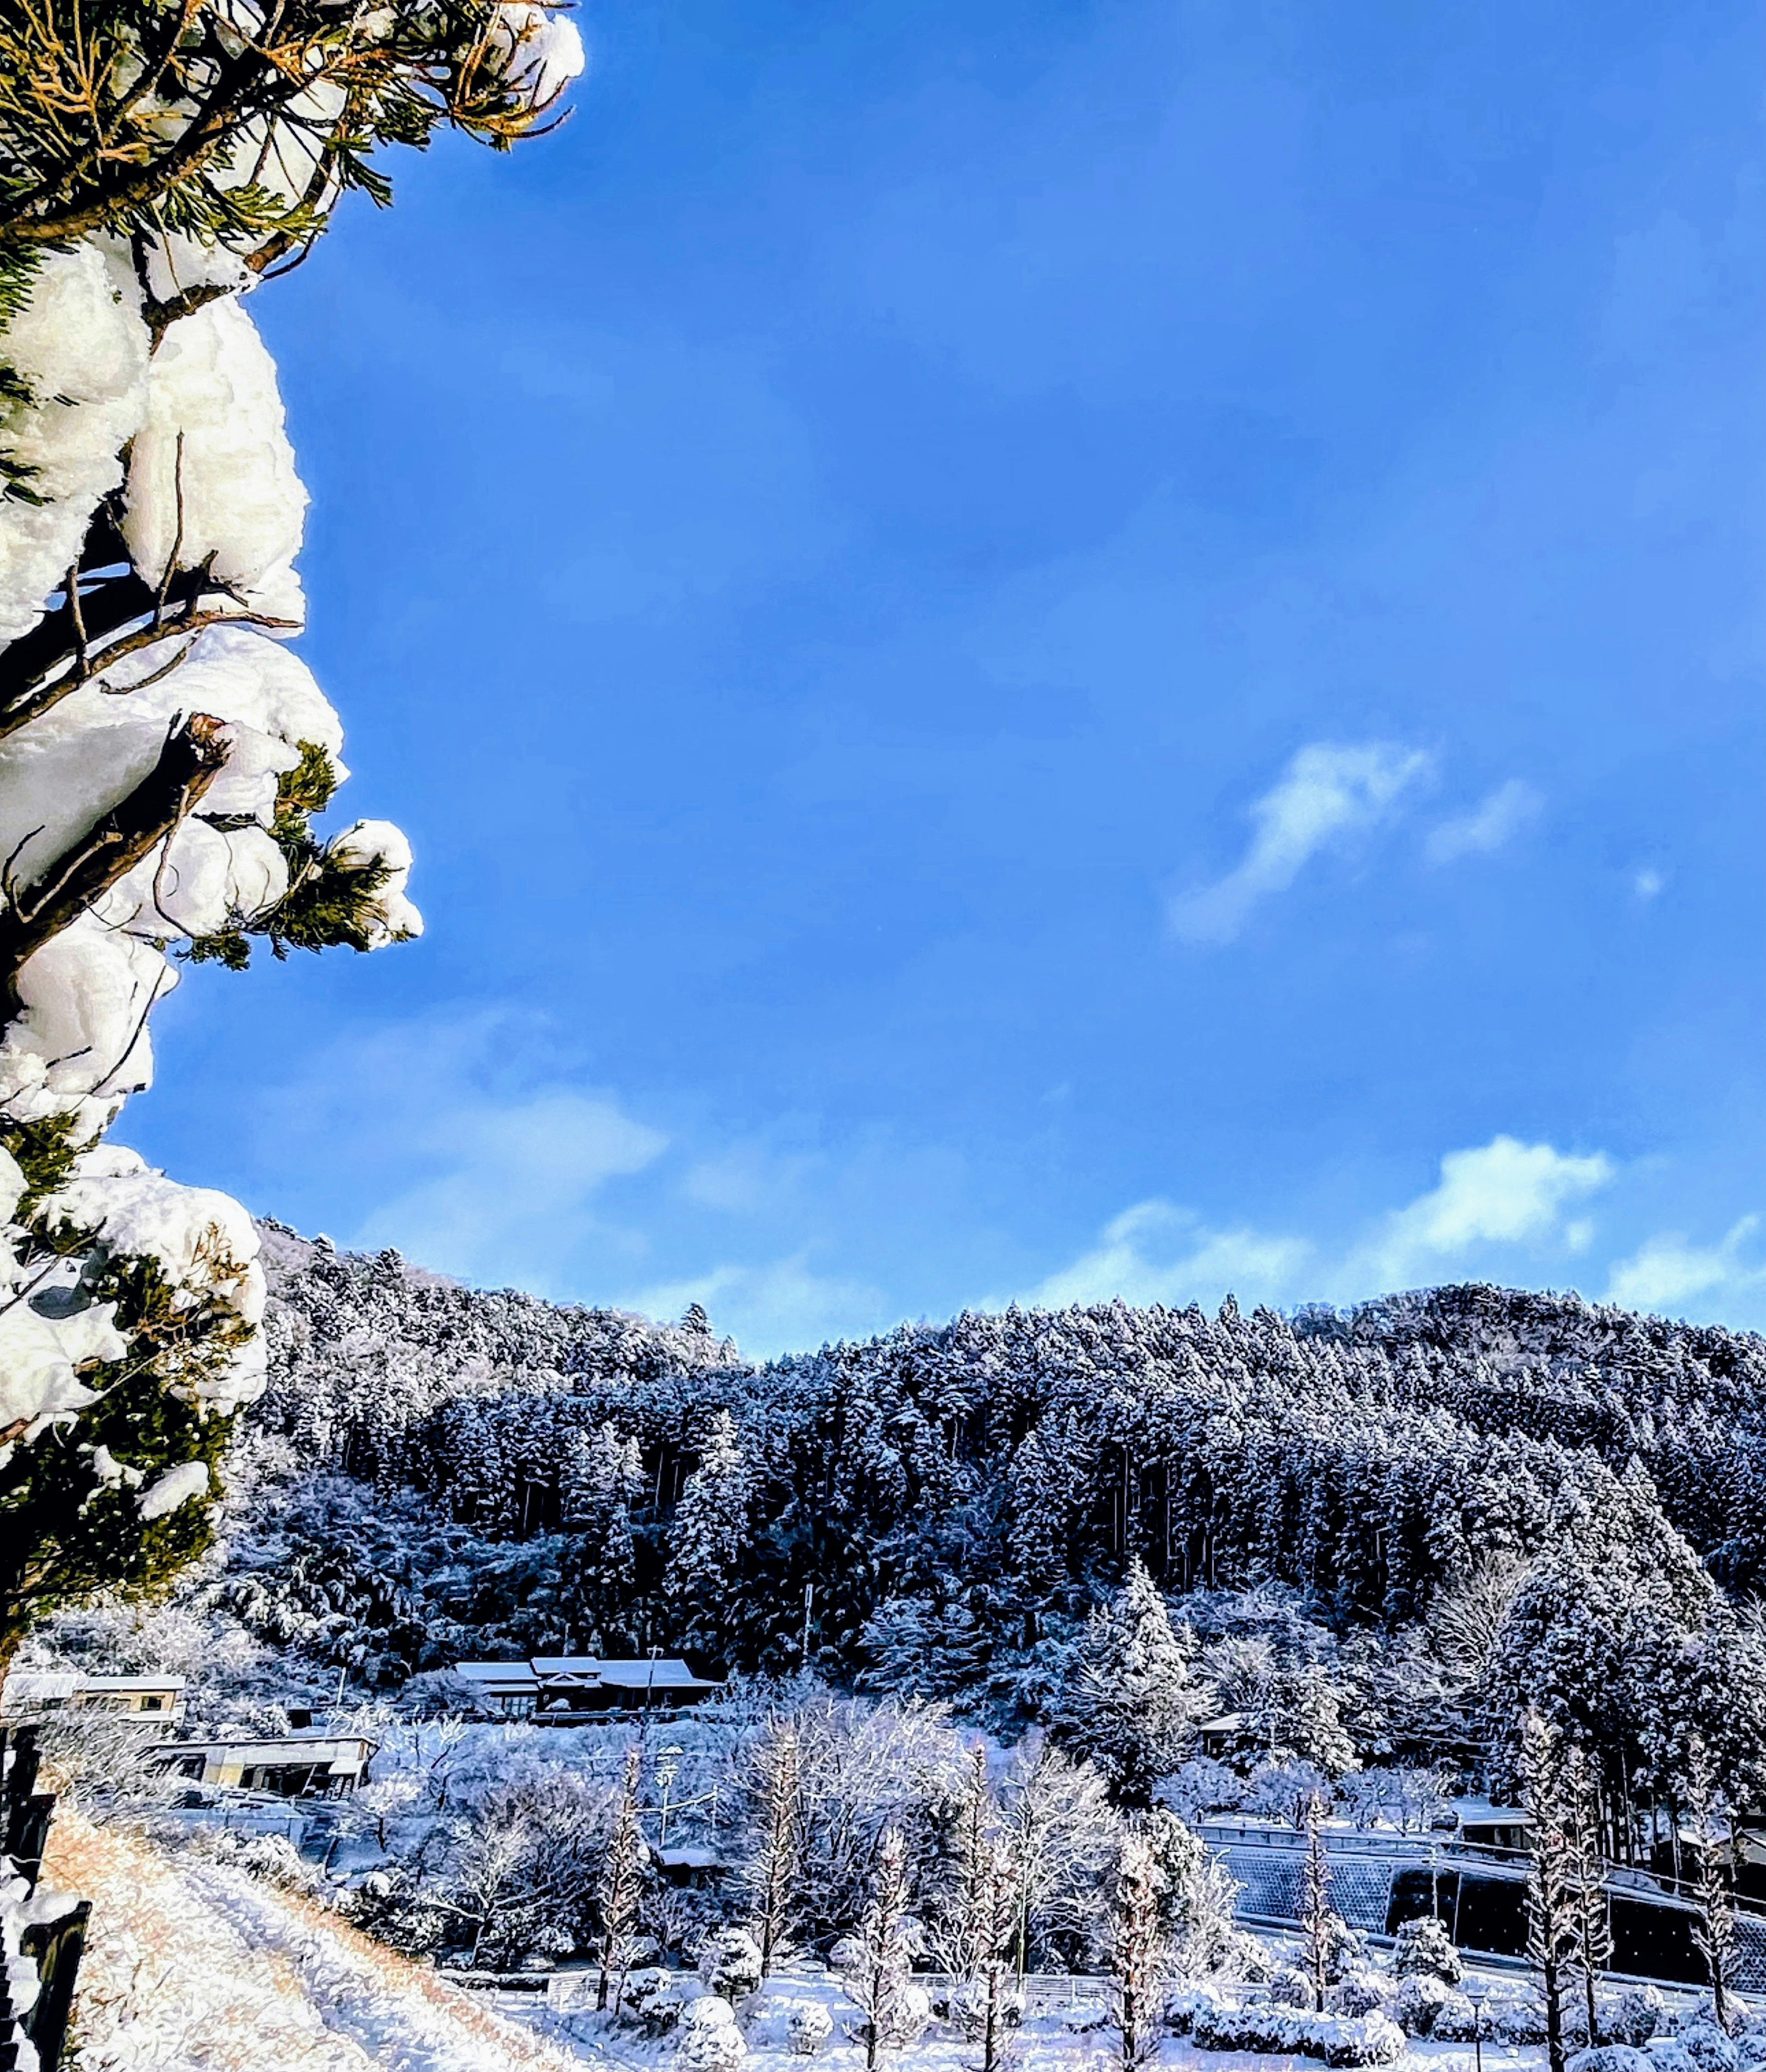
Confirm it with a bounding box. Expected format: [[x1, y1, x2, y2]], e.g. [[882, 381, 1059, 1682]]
[[454, 1655, 722, 1721], [1196, 1712, 1244, 1761], [149, 1732, 376, 1798], [2, 1672, 187, 1726]]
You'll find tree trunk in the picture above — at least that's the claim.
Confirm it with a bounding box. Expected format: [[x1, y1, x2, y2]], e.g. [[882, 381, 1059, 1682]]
[[1542, 1950, 1565, 2072]]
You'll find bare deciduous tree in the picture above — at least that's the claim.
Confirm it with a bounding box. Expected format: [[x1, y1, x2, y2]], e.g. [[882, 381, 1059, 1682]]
[[1300, 1791, 1334, 2013], [597, 1746, 646, 2014], [1519, 1711, 1575, 2072], [1685, 1741, 1739, 2036], [847, 1826, 920, 2072], [741, 1718, 803, 1978], [1562, 1743, 1612, 2043], [1107, 1833, 1170, 2070]]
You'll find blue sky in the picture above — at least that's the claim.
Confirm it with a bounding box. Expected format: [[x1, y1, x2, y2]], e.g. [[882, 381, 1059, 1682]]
[[132, 0, 1765, 1357]]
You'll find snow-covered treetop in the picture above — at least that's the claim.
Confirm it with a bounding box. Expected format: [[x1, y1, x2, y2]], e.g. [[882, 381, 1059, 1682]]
[[0, 0, 583, 301]]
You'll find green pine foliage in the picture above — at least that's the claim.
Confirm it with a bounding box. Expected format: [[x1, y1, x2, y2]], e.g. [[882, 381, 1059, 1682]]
[[183, 742, 404, 967], [0, 0, 565, 267], [1, 1109, 89, 1216], [0, 1227, 248, 1662]]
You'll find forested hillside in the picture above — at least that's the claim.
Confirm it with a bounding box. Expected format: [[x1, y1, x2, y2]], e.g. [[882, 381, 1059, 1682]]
[[245, 1224, 1766, 1812]]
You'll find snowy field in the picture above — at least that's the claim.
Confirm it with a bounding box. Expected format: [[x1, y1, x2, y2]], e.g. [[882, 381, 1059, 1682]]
[[504, 1959, 1545, 2072], [40, 1805, 1752, 2072]]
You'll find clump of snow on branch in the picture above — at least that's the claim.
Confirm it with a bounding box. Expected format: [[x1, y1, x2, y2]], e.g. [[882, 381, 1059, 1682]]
[[0, 29, 514, 1563], [0, 1142, 126, 1462], [491, 4, 587, 107], [330, 818, 424, 945], [120, 294, 309, 625], [0, 243, 150, 643]]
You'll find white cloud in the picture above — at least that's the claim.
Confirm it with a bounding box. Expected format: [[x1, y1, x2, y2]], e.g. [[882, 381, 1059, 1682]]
[[681, 1138, 819, 1214], [1347, 1135, 1613, 1291], [358, 1088, 666, 1288], [1605, 1216, 1766, 1315], [623, 1254, 889, 1361], [266, 1010, 668, 1292], [1027, 1201, 1314, 1310], [1028, 1135, 1617, 1314], [1633, 868, 1665, 901], [1169, 742, 1433, 944], [1424, 778, 1542, 865]]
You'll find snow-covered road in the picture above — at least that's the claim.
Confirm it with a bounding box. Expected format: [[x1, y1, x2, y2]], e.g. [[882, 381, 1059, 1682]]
[[45, 1809, 594, 2072]]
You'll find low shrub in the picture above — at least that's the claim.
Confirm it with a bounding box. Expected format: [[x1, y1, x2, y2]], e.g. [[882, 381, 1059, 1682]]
[[624, 1968, 688, 2036], [1165, 1986, 1227, 2035], [1427, 1991, 1478, 2042], [1393, 1972, 1457, 2036], [788, 2003, 833, 2057], [1491, 1992, 1549, 2046], [699, 1929, 763, 2003], [1568, 2048, 1653, 2072], [1674, 2020, 1743, 2072], [742, 1992, 832, 2055], [949, 1979, 1024, 2038], [1392, 1916, 1462, 1985], [676, 1995, 747, 2072], [1191, 2000, 1406, 2065], [1330, 1975, 1394, 2021], [1604, 1989, 1666, 2048]]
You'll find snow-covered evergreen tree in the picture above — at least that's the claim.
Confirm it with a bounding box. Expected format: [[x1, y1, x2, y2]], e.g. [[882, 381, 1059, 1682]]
[[1053, 1558, 1210, 1804], [563, 1421, 643, 1651], [0, 0, 581, 1668], [665, 1409, 751, 1648]]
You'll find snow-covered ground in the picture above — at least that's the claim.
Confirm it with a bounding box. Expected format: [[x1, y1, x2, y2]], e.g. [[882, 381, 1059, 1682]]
[[40, 1802, 1744, 2072], [45, 1808, 587, 2072], [487, 1958, 1557, 2072]]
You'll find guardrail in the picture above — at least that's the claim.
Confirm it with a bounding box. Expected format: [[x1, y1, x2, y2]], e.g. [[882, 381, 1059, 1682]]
[[1196, 1821, 1766, 1920], [0, 1726, 88, 2072]]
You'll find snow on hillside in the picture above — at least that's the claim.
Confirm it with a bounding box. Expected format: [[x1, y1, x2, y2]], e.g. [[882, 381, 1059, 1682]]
[[46, 1808, 586, 2072]]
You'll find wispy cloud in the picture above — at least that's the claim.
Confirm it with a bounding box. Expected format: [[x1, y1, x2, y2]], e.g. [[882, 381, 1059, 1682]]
[[623, 1254, 888, 1359], [1605, 1215, 1766, 1315], [264, 1010, 667, 1294], [1026, 1134, 1617, 1313], [1424, 778, 1542, 865], [357, 1089, 665, 1289], [1169, 742, 1433, 944], [1027, 1202, 1313, 1310]]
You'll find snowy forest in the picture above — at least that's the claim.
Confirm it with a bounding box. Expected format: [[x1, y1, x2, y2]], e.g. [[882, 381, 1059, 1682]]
[[246, 1223, 1766, 1814]]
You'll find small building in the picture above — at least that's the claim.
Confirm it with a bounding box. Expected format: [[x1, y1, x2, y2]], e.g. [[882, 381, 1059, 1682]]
[[656, 1844, 726, 1890], [150, 1732, 375, 1797], [1196, 1712, 1245, 1761], [1453, 1801, 1532, 1854], [454, 1656, 722, 1720], [3, 1672, 187, 1726]]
